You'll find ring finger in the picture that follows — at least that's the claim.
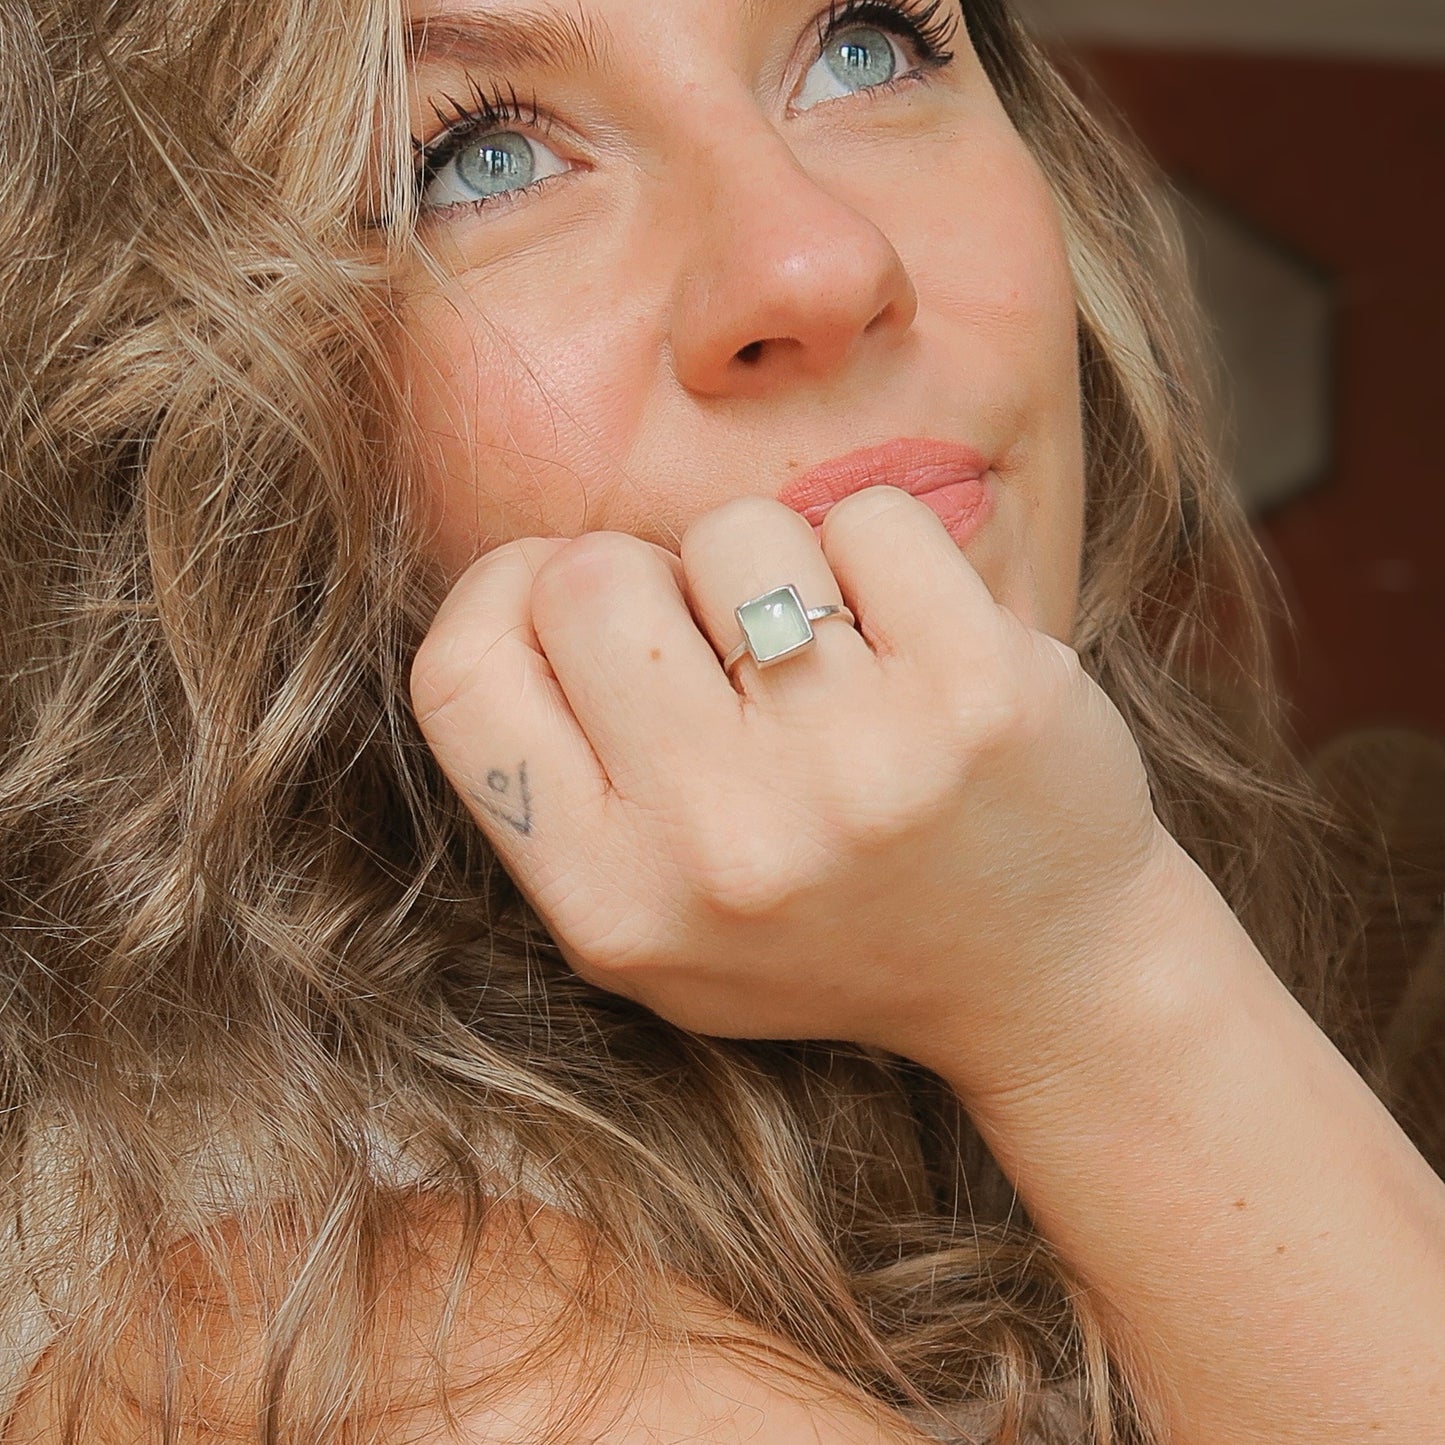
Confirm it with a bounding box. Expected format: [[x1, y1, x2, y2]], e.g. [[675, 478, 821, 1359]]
[[680, 496, 877, 707]]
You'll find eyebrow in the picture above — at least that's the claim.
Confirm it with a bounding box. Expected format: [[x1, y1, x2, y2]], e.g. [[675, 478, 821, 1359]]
[[406, 4, 617, 74], [406, 0, 786, 74]]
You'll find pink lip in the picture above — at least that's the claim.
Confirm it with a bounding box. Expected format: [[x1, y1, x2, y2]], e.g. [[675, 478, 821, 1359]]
[[776, 437, 995, 546]]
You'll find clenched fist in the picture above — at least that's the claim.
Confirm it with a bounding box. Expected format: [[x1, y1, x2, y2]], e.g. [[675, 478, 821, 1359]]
[[411, 486, 1180, 1098]]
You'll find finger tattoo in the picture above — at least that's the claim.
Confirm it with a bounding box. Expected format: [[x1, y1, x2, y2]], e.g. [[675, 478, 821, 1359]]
[[469, 762, 535, 838]]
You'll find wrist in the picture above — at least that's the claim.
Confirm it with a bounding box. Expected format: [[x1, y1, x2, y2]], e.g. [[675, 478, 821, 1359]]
[[914, 838, 1445, 1445], [911, 829, 1246, 1118]]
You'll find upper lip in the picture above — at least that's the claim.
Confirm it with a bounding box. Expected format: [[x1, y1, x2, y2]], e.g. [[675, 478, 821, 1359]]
[[776, 436, 991, 525]]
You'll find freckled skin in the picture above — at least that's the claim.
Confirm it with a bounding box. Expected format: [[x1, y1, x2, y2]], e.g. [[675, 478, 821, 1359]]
[[395, 0, 1087, 646]]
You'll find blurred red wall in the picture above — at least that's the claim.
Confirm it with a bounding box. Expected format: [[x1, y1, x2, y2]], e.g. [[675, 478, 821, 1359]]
[[1069, 48, 1445, 754]]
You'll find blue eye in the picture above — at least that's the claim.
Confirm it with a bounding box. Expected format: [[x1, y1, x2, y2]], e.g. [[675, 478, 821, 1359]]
[[796, 0, 961, 111], [796, 25, 906, 110], [410, 1, 961, 219], [832, 26, 895, 91], [454, 133, 532, 197], [422, 129, 569, 211]]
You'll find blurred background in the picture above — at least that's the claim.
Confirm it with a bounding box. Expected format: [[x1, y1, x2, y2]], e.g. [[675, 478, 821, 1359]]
[[1015, 0, 1444, 751], [1013, 0, 1445, 1167]]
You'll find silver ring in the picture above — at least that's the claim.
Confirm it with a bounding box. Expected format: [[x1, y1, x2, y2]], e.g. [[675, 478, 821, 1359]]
[[721, 584, 857, 676]]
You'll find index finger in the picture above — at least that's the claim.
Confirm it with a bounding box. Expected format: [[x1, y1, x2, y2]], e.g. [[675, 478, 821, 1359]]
[[411, 537, 612, 864]]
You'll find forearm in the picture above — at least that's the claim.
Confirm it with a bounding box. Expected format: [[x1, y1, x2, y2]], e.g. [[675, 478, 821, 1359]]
[[934, 840, 1445, 1444]]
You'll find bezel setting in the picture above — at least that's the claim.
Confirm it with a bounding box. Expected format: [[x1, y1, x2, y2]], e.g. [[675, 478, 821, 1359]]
[[734, 585, 816, 668]]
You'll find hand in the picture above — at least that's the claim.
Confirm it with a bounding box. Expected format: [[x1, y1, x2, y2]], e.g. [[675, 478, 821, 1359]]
[[411, 487, 1176, 1093]]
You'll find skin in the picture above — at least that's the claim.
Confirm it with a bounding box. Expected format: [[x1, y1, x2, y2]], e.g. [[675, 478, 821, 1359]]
[[398, 4, 1445, 1444], [400, 0, 1170, 1073], [395, 0, 1086, 643]]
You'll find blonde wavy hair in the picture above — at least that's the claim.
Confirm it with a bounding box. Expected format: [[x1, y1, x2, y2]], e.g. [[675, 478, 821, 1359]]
[[0, 0, 1385, 1441]]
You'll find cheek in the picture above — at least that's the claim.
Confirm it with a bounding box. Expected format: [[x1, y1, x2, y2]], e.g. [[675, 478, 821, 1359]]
[[907, 135, 1078, 392], [395, 277, 655, 571], [889, 136, 1084, 640]]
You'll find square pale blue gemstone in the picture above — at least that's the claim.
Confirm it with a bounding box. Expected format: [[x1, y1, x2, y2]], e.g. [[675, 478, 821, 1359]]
[[736, 586, 814, 665]]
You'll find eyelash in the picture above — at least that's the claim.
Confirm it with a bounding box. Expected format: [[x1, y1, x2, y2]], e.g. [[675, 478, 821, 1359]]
[[814, 0, 960, 67], [416, 78, 551, 194], [412, 0, 962, 215]]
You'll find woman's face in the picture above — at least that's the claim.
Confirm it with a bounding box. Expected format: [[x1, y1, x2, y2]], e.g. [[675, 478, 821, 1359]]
[[395, 0, 1085, 642]]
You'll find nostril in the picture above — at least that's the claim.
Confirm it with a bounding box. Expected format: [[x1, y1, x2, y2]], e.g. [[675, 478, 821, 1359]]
[[864, 302, 894, 334], [736, 341, 764, 365]]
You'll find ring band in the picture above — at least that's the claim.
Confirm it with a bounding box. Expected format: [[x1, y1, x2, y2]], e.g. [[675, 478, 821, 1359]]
[[722, 584, 857, 676]]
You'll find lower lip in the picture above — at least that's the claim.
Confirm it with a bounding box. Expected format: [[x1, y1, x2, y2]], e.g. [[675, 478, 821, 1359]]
[[806, 475, 995, 547], [916, 476, 995, 546]]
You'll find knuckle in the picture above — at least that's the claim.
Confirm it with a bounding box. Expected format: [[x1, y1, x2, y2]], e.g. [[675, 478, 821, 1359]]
[[576, 918, 667, 976], [551, 882, 672, 978], [1018, 626, 1088, 718], [410, 615, 493, 728], [934, 644, 1032, 756], [682, 495, 807, 557], [958, 620, 1085, 757], [411, 538, 564, 726], [532, 530, 650, 606], [817, 726, 947, 840], [409, 633, 459, 724], [684, 827, 816, 922]]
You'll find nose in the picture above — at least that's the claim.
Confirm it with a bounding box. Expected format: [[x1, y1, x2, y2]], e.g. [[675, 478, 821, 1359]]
[[668, 125, 919, 400]]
